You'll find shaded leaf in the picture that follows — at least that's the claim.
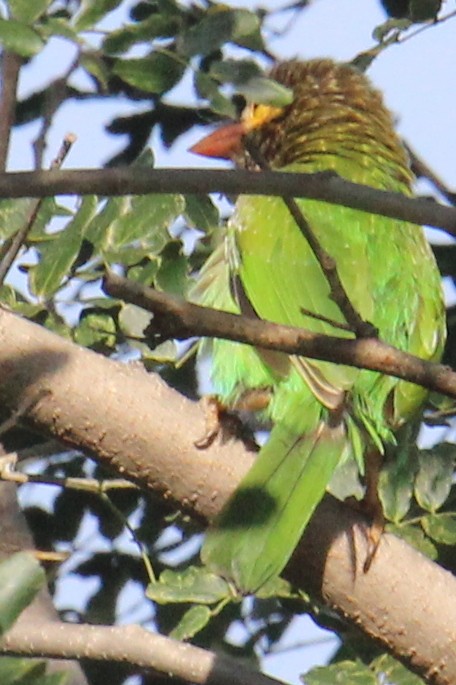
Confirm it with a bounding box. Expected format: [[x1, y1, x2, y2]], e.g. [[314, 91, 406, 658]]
[[75, 0, 123, 31], [30, 196, 97, 297], [415, 443, 455, 512], [118, 303, 152, 339], [147, 566, 231, 604], [0, 18, 44, 56], [143, 339, 179, 363], [9, 0, 51, 23], [103, 14, 180, 54], [178, 8, 260, 57], [155, 241, 188, 295], [387, 522, 437, 559], [372, 653, 425, 684], [194, 71, 238, 117], [422, 513, 456, 545], [0, 552, 45, 634], [80, 52, 111, 91], [170, 604, 212, 640], [107, 194, 183, 251], [379, 446, 417, 523], [237, 76, 293, 106], [184, 194, 219, 233], [73, 311, 117, 350], [305, 660, 377, 685], [113, 53, 185, 94]]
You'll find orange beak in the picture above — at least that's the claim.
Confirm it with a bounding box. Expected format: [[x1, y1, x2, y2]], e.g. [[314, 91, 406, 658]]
[[189, 122, 247, 160]]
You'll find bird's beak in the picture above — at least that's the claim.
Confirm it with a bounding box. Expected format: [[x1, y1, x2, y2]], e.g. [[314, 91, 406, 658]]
[[189, 122, 247, 160], [190, 104, 284, 160]]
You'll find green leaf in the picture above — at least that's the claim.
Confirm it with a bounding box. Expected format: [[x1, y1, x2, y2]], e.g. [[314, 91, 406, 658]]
[[305, 660, 377, 685], [118, 303, 152, 340], [421, 513, 456, 545], [146, 566, 231, 605], [178, 8, 260, 57], [9, 0, 51, 23], [379, 447, 417, 523], [0, 552, 45, 634], [255, 575, 294, 599], [128, 258, 160, 284], [30, 196, 97, 297], [103, 15, 180, 54], [0, 199, 35, 240], [107, 194, 183, 251], [237, 76, 293, 107], [37, 16, 80, 41], [209, 58, 262, 85], [184, 195, 219, 233], [170, 604, 212, 640], [80, 52, 110, 91], [73, 311, 116, 349], [372, 654, 425, 685], [194, 71, 237, 117], [0, 18, 44, 57], [0, 657, 68, 685], [387, 522, 437, 559], [113, 53, 185, 94], [85, 196, 130, 249], [143, 339, 179, 363], [415, 443, 454, 512], [75, 0, 123, 31], [155, 241, 188, 296]]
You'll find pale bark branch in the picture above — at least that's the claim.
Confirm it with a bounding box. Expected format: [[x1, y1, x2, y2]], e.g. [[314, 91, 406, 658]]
[[2, 619, 284, 685], [104, 272, 455, 399], [0, 167, 455, 235], [0, 307, 455, 684]]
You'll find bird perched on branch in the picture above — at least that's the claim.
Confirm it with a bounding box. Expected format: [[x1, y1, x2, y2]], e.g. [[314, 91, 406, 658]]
[[190, 59, 445, 593]]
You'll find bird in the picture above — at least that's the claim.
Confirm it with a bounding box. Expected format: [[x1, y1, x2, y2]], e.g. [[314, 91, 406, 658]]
[[189, 59, 445, 594]]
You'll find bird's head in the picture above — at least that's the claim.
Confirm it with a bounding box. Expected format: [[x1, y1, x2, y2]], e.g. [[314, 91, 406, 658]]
[[189, 100, 285, 165], [190, 59, 411, 177]]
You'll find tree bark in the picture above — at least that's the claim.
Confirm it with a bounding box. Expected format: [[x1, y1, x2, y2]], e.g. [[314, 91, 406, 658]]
[[0, 307, 455, 684]]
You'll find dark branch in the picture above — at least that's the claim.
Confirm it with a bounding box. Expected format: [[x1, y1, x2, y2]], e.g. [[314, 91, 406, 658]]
[[1, 167, 456, 236], [244, 139, 375, 337], [103, 272, 456, 399]]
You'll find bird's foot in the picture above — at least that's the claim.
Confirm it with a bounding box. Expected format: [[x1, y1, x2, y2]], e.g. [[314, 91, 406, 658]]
[[361, 449, 385, 573], [194, 396, 259, 452], [363, 507, 384, 573]]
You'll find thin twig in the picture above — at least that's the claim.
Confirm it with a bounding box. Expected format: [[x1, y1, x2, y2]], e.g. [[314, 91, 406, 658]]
[[0, 133, 76, 286], [243, 140, 376, 338], [300, 306, 353, 332], [32, 53, 80, 168], [0, 466, 137, 493], [103, 272, 456, 399], [0, 52, 22, 171], [406, 142, 456, 206]]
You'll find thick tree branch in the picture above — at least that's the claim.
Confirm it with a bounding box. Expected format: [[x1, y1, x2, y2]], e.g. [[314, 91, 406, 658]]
[[0, 307, 455, 683], [1, 618, 283, 685], [0, 168, 455, 235], [104, 272, 455, 399]]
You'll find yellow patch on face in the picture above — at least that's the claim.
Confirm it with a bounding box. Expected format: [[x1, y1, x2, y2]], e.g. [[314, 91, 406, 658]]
[[242, 103, 284, 132]]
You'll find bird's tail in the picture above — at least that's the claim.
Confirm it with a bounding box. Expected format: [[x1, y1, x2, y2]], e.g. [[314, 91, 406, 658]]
[[201, 418, 347, 594]]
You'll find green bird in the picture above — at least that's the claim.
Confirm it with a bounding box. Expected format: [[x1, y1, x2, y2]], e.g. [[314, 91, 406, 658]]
[[190, 59, 445, 594]]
